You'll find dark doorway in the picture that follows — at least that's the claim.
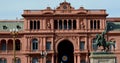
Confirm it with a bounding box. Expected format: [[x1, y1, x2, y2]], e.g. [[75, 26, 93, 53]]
[[57, 40, 74, 63]]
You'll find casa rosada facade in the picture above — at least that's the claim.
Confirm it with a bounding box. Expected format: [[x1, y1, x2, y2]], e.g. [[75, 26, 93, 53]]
[[0, 1, 120, 63]]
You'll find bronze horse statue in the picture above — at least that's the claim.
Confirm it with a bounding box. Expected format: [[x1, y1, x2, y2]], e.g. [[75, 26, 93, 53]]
[[93, 32, 115, 52]]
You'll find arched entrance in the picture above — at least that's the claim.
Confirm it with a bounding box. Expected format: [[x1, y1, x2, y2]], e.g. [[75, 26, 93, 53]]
[[57, 40, 74, 63]]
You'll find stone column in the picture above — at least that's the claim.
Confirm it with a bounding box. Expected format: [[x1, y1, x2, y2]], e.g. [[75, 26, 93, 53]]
[[43, 19, 46, 29], [43, 57, 46, 63], [51, 37, 54, 51], [38, 37, 40, 51], [86, 54, 89, 63], [58, 20, 59, 30], [85, 37, 87, 50], [28, 20, 30, 30], [28, 37, 31, 51], [24, 19, 27, 30], [43, 37, 46, 50], [26, 56, 30, 63], [62, 19, 64, 29], [50, 19, 54, 29], [71, 19, 73, 29], [74, 54, 77, 63], [77, 54, 80, 63], [32, 20, 34, 30], [77, 19, 79, 30], [77, 37, 80, 51], [40, 57, 42, 63], [52, 55, 54, 63]]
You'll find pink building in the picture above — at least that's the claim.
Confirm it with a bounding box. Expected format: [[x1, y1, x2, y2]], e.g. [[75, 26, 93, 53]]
[[0, 1, 120, 63]]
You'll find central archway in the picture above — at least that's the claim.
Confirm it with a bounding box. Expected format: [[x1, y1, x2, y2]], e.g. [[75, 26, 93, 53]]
[[57, 40, 74, 63]]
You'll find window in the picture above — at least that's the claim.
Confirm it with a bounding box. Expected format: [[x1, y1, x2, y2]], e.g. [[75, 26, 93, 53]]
[[68, 20, 72, 29], [90, 20, 93, 29], [97, 20, 100, 29], [0, 58, 7, 63], [46, 41, 51, 51], [80, 41, 85, 51], [16, 25, 21, 29], [37, 21, 40, 29], [59, 20, 62, 29], [15, 40, 21, 51], [64, 20, 67, 29], [1, 42, 6, 51], [1, 40, 6, 51], [73, 20, 76, 29], [80, 60, 86, 63], [54, 20, 58, 29], [16, 58, 21, 63], [3, 26, 7, 30], [92, 38, 97, 51], [46, 60, 51, 63], [32, 39, 38, 51], [32, 58, 38, 63], [34, 21, 37, 30], [30, 21, 33, 30]]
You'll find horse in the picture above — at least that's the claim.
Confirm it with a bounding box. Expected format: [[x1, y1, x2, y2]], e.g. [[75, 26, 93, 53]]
[[92, 34, 116, 52], [105, 41, 116, 51]]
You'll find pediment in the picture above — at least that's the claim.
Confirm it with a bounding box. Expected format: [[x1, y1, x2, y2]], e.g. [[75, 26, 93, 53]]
[[56, 1, 74, 10]]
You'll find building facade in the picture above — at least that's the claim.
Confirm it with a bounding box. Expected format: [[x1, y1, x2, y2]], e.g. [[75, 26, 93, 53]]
[[0, 1, 120, 63]]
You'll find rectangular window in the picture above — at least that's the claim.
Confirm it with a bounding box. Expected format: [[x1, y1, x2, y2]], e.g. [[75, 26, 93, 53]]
[[97, 20, 100, 29], [73, 20, 76, 29], [46, 60, 51, 63], [80, 60, 86, 63], [54, 20, 58, 29], [46, 41, 51, 51], [90, 20, 93, 29], [92, 38, 97, 51], [80, 41, 85, 51]]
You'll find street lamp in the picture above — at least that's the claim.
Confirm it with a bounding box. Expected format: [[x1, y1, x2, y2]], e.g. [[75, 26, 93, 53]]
[[40, 50, 48, 63], [40, 50, 48, 58], [10, 28, 18, 63]]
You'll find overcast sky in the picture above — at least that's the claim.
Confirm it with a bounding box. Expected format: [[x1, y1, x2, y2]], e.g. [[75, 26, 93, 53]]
[[0, 0, 120, 19]]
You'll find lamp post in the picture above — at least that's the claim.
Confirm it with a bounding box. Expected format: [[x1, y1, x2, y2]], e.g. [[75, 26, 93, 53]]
[[40, 50, 48, 63], [10, 29, 18, 63]]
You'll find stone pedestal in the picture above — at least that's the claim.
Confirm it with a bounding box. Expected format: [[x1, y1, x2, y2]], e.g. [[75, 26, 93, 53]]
[[90, 52, 116, 63]]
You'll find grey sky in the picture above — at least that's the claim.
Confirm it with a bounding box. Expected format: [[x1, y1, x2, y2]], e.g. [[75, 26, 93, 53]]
[[0, 0, 120, 19]]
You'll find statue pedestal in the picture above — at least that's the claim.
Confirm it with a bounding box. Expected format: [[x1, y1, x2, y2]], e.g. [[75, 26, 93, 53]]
[[90, 52, 116, 63]]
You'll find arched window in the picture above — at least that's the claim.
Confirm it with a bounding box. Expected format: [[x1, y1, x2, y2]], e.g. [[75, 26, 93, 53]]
[[34, 21, 37, 30], [0, 58, 7, 63], [32, 39, 38, 51], [68, 20, 72, 29], [7, 39, 13, 50], [59, 20, 62, 29], [15, 39, 21, 51], [1, 40, 6, 51], [73, 20, 76, 29], [32, 58, 38, 63], [64, 20, 67, 29], [30, 20, 33, 30]]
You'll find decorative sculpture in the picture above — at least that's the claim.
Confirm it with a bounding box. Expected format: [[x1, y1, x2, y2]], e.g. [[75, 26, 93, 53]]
[[93, 29, 115, 52]]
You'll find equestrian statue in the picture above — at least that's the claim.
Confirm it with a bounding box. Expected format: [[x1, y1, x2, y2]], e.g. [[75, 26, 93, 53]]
[[93, 29, 116, 52]]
